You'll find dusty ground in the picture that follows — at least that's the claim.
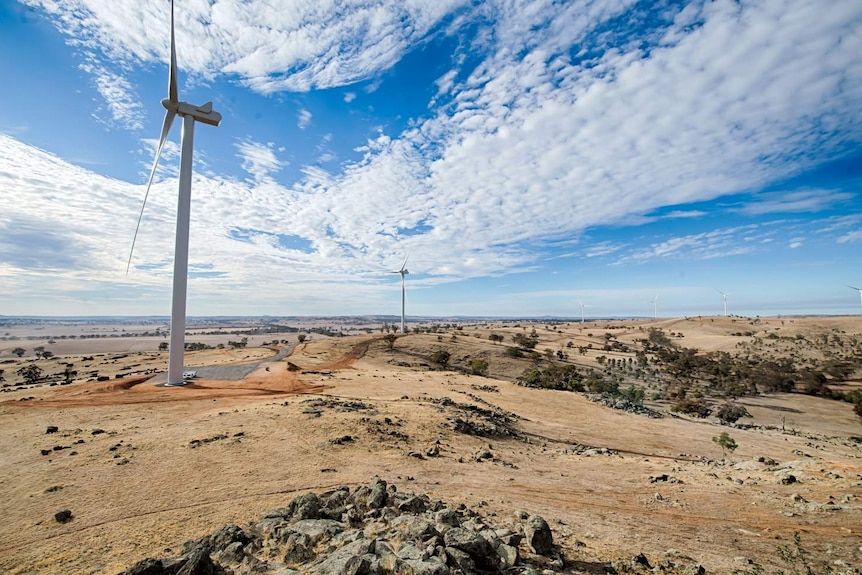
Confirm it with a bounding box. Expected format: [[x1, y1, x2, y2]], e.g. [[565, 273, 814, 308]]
[[0, 317, 860, 574]]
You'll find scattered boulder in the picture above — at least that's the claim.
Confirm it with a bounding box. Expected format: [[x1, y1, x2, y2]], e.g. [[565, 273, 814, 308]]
[[54, 509, 73, 523], [523, 515, 553, 555], [46, 426, 59, 434]]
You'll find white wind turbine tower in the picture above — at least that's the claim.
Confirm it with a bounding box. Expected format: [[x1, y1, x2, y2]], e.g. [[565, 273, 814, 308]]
[[716, 289, 732, 317], [650, 295, 658, 319], [578, 301, 590, 324], [847, 285, 862, 315], [389, 256, 409, 334], [127, 0, 221, 386]]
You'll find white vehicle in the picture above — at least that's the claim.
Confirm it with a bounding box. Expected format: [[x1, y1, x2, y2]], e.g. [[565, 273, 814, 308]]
[[182, 371, 197, 380]]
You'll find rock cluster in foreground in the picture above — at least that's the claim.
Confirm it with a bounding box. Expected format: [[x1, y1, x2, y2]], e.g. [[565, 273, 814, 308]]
[[120, 478, 700, 575]]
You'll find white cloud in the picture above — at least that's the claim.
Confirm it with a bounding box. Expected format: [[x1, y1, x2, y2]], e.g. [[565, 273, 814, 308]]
[[235, 138, 284, 182], [297, 108, 312, 130], [23, 0, 473, 92], [734, 189, 853, 216], [79, 60, 144, 130], [344, 92, 356, 103], [614, 226, 762, 265], [837, 230, 862, 244]]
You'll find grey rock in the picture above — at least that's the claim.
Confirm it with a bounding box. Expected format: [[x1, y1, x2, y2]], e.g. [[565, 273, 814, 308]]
[[283, 533, 315, 566], [397, 496, 427, 514], [494, 528, 522, 547], [215, 541, 245, 564], [396, 557, 448, 575], [391, 515, 439, 543], [475, 449, 493, 461], [368, 478, 388, 509], [444, 546, 474, 571], [291, 492, 322, 521], [434, 508, 460, 528], [206, 523, 249, 553], [396, 544, 424, 561], [443, 527, 493, 559], [175, 547, 218, 575], [496, 543, 519, 568], [523, 515, 553, 555], [288, 519, 344, 545], [310, 538, 374, 575], [123, 558, 164, 575], [54, 509, 73, 523]]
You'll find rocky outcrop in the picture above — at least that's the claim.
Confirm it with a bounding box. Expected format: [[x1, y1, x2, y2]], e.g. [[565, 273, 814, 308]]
[[120, 479, 705, 575], [119, 479, 556, 575]]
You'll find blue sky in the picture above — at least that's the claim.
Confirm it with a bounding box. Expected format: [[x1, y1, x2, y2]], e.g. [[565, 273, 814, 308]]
[[0, 0, 861, 318]]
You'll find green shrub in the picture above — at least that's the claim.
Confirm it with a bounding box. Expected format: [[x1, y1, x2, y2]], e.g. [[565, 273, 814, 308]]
[[430, 349, 450, 367], [469, 358, 489, 376], [716, 402, 751, 424], [671, 398, 711, 418]]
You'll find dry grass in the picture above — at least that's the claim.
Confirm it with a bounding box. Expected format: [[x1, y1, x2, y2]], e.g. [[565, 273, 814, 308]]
[[0, 316, 860, 574]]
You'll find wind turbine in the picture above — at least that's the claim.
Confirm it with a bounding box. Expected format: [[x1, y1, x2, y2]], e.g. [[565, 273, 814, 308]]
[[716, 289, 731, 317], [127, 0, 221, 386], [578, 301, 590, 324], [650, 295, 658, 319], [389, 256, 409, 334], [847, 285, 862, 315]]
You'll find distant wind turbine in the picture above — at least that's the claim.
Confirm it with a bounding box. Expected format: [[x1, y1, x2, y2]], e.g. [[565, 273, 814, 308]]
[[848, 285, 862, 315], [127, 0, 222, 386], [650, 295, 658, 319], [578, 301, 590, 324], [716, 289, 732, 317], [389, 256, 409, 334]]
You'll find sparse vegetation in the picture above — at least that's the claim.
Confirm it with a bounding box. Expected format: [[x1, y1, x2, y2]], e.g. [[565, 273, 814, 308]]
[[17, 364, 43, 385], [716, 402, 751, 424], [671, 397, 712, 418], [430, 349, 450, 367], [383, 333, 397, 351], [712, 431, 737, 457], [469, 358, 489, 376]]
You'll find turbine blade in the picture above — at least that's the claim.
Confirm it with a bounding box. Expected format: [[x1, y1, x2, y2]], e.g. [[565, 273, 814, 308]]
[[127, 109, 176, 275], [847, 285, 861, 291], [400, 254, 409, 272], [168, 0, 178, 103]]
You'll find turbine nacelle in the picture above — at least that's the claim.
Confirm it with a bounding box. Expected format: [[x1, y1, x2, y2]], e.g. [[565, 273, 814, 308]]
[[161, 98, 222, 126]]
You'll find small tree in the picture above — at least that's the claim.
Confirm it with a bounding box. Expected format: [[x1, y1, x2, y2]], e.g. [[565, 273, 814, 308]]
[[712, 431, 738, 458], [469, 358, 489, 376], [716, 402, 751, 424], [297, 334, 307, 344], [12, 347, 25, 358], [512, 333, 538, 350], [158, 342, 168, 351], [383, 333, 397, 351], [63, 365, 77, 385], [34, 345, 46, 358], [41, 350, 54, 360], [430, 349, 450, 367], [17, 364, 43, 385]]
